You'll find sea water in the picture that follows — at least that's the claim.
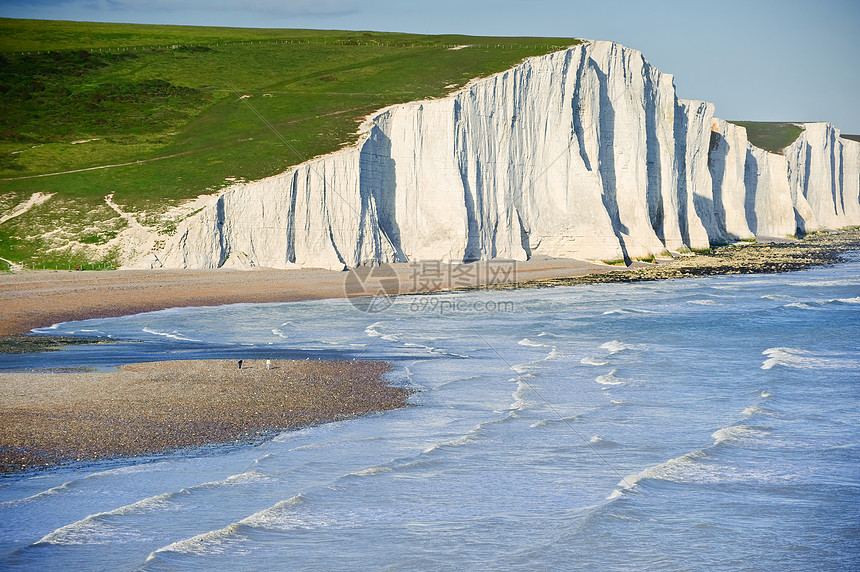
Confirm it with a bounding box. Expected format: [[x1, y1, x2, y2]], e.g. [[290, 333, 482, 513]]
[[1, 258, 858, 570]]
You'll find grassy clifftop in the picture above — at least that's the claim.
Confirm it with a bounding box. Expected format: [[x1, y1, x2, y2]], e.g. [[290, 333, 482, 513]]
[[727, 121, 804, 154], [0, 18, 577, 269]]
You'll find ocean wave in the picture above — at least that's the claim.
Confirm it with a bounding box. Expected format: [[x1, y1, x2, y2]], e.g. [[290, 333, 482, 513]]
[[511, 377, 533, 410], [784, 297, 860, 311], [688, 299, 720, 306], [711, 425, 772, 445], [741, 406, 772, 417], [0, 480, 76, 508], [34, 490, 183, 546], [509, 346, 559, 373], [608, 450, 707, 499], [364, 322, 399, 342], [588, 435, 620, 448], [581, 356, 608, 366], [34, 470, 275, 546], [348, 466, 394, 477], [141, 327, 201, 342], [787, 278, 860, 288], [761, 347, 859, 370], [529, 414, 582, 429], [146, 493, 308, 561], [599, 340, 637, 354], [595, 369, 625, 386], [761, 294, 794, 301], [602, 308, 656, 315], [518, 338, 546, 347]]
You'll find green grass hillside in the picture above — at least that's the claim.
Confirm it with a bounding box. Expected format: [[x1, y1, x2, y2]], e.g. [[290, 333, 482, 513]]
[[0, 18, 577, 269], [727, 121, 804, 154]]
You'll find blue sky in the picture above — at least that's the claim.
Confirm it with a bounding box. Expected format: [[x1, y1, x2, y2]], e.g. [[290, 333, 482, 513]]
[[2, 0, 859, 132]]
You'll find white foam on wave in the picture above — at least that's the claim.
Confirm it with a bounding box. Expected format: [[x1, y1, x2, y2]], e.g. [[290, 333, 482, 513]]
[[581, 356, 608, 366], [741, 406, 772, 417], [348, 466, 393, 477], [596, 369, 625, 386], [529, 414, 582, 429], [141, 327, 201, 342], [602, 308, 655, 315], [511, 377, 532, 410], [34, 470, 275, 546], [599, 340, 636, 354], [711, 425, 771, 445], [788, 278, 860, 288], [510, 345, 559, 373], [607, 450, 707, 499], [781, 297, 860, 312], [588, 435, 619, 448], [784, 301, 815, 310], [146, 494, 307, 561], [688, 299, 719, 306], [761, 294, 793, 301], [422, 429, 483, 454], [35, 490, 182, 546], [761, 347, 859, 370], [0, 480, 75, 508], [364, 322, 399, 342], [518, 338, 546, 347]]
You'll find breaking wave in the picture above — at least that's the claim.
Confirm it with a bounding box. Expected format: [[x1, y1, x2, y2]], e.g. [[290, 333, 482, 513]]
[[761, 347, 859, 370], [141, 327, 201, 342]]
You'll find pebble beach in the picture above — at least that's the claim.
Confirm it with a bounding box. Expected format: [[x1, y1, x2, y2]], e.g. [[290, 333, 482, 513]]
[[0, 359, 408, 473]]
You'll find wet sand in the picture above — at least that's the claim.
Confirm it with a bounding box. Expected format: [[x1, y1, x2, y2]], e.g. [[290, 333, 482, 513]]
[[3, 233, 859, 337], [0, 359, 407, 473], [0, 258, 622, 335]]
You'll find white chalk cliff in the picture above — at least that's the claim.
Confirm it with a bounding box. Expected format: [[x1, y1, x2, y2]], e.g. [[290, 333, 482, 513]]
[[132, 41, 860, 270]]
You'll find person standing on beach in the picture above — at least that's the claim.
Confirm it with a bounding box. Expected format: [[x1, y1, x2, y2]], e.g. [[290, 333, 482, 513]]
[[266, 359, 271, 370], [238, 359, 243, 370]]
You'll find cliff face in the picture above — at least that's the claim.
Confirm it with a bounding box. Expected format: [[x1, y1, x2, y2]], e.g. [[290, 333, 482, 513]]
[[137, 41, 860, 270]]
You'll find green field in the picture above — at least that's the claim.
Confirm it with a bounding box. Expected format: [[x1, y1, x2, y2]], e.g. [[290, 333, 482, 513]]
[[0, 18, 577, 269], [727, 121, 804, 154]]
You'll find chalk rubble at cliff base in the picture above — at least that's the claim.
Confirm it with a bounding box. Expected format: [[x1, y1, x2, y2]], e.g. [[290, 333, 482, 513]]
[[128, 41, 860, 271]]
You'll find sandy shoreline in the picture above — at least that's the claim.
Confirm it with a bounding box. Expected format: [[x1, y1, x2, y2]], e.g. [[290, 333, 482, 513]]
[[0, 359, 408, 473], [0, 258, 626, 335], [2, 231, 859, 337]]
